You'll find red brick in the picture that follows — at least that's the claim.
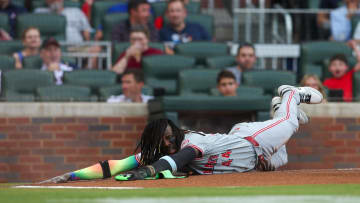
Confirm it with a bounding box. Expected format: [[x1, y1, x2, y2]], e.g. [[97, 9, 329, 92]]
[[19, 141, 41, 148], [19, 172, 43, 182], [32, 164, 54, 171], [357, 118, 360, 124], [78, 148, 100, 155], [100, 117, 123, 124], [287, 147, 312, 155], [9, 164, 31, 172], [311, 132, 332, 139], [8, 117, 30, 124], [101, 133, 123, 139], [113, 140, 136, 147], [66, 156, 102, 163], [311, 117, 334, 124], [321, 124, 345, 131], [135, 124, 146, 131], [54, 117, 76, 123], [0, 141, 18, 148], [323, 140, 345, 147], [347, 140, 360, 147], [6, 149, 30, 156], [77, 117, 99, 124], [124, 117, 147, 124], [335, 148, 357, 154], [323, 155, 345, 162], [32, 149, 54, 155], [345, 155, 360, 162], [124, 148, 136, 155], [0, 164, 9, 172], [124, 133, 140, 140], [19, 156, 42, 163], [55, 148, 77, 155], [66, 124, 88, 131], [8, 133, 30, 140], [55, 133, 76, 139], [0, 125, 17, 132], [43, 141, 65, 148], [42, 124, 65, 132], [0, 118, 7, 124]]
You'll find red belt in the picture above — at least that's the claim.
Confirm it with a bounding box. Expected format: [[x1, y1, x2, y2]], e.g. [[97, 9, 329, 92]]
[[244, 136, 265, 162]]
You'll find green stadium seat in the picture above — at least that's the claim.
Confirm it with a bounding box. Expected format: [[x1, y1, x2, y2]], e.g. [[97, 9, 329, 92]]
[[98, 84, 153, 101], [186, 14, 214, 38], [351, 15, 360, 36], [300, 41, 354, 80], [22, 55, 76, 69], [142, 55, 195, 95], [209, 86, 264, 96], [178, 69, 220, 95], [91, 0, 126, 29], [63, 70, 117, 95], [2, 69, 54, 102], [32, 0, 82, 11], [205, 55, 236, 69], [242, 70, 296, 96], [0, 40, 23, 55], [174, 42, 228, 65], [16, 14, 66, 40], [353, 72, 360, 101], [151, 1, 201, 18], [102, 13, 129, 41], [112, 42, 165, 64], [0, 13, 10, 34], [36, 85, 97, 102], [0, 55, 15, 72]]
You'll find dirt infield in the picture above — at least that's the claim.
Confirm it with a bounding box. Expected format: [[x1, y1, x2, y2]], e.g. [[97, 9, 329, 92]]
[[36, 169, 360, 188]]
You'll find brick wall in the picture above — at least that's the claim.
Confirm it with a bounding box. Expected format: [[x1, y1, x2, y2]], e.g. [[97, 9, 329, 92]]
[[0, 116, 147, 183], [284, 117, 360, 170]]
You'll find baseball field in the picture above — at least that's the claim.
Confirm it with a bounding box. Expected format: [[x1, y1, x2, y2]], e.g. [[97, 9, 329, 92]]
[[2, 169, 360, 203]]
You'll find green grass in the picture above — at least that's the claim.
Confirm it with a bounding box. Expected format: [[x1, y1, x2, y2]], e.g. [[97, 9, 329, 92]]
[[1, 184, 360, 203]]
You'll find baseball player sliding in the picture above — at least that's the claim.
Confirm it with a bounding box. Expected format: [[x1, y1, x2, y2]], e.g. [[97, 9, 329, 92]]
[[40, 85, 323, 183]]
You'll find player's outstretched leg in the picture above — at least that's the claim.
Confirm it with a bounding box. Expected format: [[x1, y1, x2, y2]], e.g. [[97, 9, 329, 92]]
[[272, 96, 309, 124], [278, 85, 323, 104]]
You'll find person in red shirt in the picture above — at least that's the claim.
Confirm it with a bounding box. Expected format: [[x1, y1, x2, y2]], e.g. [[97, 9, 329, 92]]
[[111, 25, 164, 75], [323, 42, 360, 101]]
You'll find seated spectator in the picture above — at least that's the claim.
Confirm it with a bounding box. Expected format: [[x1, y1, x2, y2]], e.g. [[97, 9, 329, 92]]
[[107, 69, 153, 103], [13, 27, 41, 69], [159, 0, 210, 53], [216, 70, 238, 97], [112, 25, 163, 75], [330, 0, 360, 42], [227, 42, 256, 85], [40, 38, 73, 85], [111, 0, 158, 42], [317, 0, 342, 40], [300, 74, 328, 102], [323, 50, 360, 101], [35, 0, 92, 44], [0, 0, 27, 38]]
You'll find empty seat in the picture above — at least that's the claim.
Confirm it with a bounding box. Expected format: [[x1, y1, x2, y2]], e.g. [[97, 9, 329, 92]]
[[205, 55, 236, 69], [142, 55, 195, 95], [63, 70, 117, 95], [99, 84, 153, 101], [16, 14, 66, 40], [210, 86, 264, 96], [91, 0, 126, 29], [2, 69, 54, 101], [0, 40, 23, 55], [186, 14, 214, 38], [175, 42, 228, 65], [0, 55, 15, 72], [36, 85, 96, 102], [178, 69, 220, 95], [242, 70, 296, 96], [0, 13, 10, 34], [22, 55, 76, 69]]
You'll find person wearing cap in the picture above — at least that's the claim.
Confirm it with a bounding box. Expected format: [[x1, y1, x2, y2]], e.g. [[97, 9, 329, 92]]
[[40, 38, 73, 85]]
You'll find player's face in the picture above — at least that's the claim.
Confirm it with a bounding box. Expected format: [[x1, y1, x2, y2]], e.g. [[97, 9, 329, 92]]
[[162, 125, 177, 155], [166, 1, 187, 27], [304, 76, 320, 91], [133, 4, 151, 25], [217, 78, 238, 96], [329, 59, 348, 78], [121, 74, 143, 98], [236, 47, 256, 70]]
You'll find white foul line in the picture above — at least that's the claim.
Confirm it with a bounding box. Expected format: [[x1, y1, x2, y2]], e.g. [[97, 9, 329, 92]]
[[13, 185, 143, 190]]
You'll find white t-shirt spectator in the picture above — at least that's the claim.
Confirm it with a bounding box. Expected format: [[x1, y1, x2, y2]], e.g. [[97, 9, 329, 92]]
[[41, 63, 73, 85], [107, 94, 154, 103]]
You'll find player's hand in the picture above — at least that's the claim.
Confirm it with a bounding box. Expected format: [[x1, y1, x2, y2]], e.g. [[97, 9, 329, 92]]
[[38, 173, 71, 184], [257, 158, 275, 171]]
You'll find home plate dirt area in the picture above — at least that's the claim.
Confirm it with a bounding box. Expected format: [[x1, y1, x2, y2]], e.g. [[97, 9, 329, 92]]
[[35, 169, 360, 188]]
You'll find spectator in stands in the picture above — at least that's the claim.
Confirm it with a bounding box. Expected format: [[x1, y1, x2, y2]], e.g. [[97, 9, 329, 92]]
[[112, 25, 163, 75], [300, 74, 327, 102], [216, 70, 238, 97], [330, 0, 360, 42], [12, 27, 41, 69], [40, 37, 73, 85], [317, 0, 342, 40], [35, 0, 92, 44], [111, 0, 158, 42], [226, 43, 257, 85], [159, 0, 210, 54], [0, 0, 27, 38], [0, 28, 11, 41], [107, 69, 153, 103]]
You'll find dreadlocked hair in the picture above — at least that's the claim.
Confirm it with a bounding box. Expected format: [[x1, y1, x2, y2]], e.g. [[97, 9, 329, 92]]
[[136, 119, 185, 166]]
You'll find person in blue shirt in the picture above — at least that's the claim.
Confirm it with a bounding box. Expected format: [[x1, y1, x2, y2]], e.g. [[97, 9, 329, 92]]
[[0, 0, 27, 38], [159, 0, 210, 53]]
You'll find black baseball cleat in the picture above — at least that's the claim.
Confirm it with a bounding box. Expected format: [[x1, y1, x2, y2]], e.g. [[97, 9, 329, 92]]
[[277, 85, 323, 104]]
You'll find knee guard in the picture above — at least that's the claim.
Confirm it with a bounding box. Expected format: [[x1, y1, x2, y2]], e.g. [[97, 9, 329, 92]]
[[99, 160, 111, 179]]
